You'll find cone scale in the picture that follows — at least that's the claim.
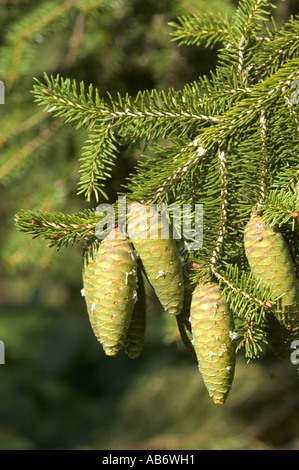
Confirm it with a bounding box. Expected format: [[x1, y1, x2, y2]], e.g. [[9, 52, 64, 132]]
[[190, 282, 236, 405], [244, 211, 299, 330], [127, 202, 184, 317]]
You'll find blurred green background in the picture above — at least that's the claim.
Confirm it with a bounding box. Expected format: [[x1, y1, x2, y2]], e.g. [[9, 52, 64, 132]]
[[0, 0, 299, 450]]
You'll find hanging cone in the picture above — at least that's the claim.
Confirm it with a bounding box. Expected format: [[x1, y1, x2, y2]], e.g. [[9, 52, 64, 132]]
[[82, 240, 101, 342], [190, 282, 236, 405], [124, 266, 147, 359], [244, 211, 299, 330], [91, 226, 138, 356], [127, 201, 184, 316]]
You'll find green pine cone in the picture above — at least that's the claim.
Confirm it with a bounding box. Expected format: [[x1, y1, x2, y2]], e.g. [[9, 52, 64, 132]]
[[82, 241, 101, 342], [244, 211, 299, 330], [124, 266, 147, 359], [92, 226, 138, 356], [190, 282, 236, 405], [127, 201, 184, 316]]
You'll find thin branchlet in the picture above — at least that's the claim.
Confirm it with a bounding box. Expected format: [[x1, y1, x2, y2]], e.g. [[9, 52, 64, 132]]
[[208, 147, 228, 271]]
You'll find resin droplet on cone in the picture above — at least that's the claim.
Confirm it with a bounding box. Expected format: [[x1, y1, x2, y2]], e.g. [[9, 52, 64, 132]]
[[190, 282, 236, 404]]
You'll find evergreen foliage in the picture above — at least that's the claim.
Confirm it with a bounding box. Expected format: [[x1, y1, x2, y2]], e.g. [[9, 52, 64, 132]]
[[14, 0, 299, 403], [3, 0, 220, 282]]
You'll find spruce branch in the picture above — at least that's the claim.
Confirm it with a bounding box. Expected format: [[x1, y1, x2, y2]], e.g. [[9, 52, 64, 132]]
[[185, 69, 252, 118], [214, 264, 277, 359], [259, 189, 299, 228], [33, 74, 222, 141], [32, 74, 105, 130], [169, 13, 231, 48], [198, 57, 299, 149], [33, 56, 299, 187], [283, 93, 299, 137], [77, 124, 119, 202], [216, 266, 270, 312], [232, 0, 274, 78], [258, 108, 269, 204], [213, 0, 276, 86], [251, 14, 299, 80], [237, 317, 268, 360], [232, 0, 275, 41], [132, 54, 298, 215], [208, 146, 229, 272], [287, 170, 299, 191], [268, 95, 299, 189], [227, 124, 271, 227], [14, 208, 100, 249], [144, 138, 207, 204]]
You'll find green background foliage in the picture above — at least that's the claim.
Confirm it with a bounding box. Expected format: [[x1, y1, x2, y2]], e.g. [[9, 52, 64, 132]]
[[0, 0, 299, 450]]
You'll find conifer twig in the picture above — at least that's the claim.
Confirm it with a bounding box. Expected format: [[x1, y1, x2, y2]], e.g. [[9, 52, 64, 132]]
[[258, 108, 269, 204], [152, 138, 206, 202], [208, 146, 228, 271], [14, 208, 100, 249]]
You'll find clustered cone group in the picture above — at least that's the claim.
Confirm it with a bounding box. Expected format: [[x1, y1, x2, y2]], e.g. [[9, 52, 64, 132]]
[[82, 202, 185, 359], [82, 203, 299, 405]]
